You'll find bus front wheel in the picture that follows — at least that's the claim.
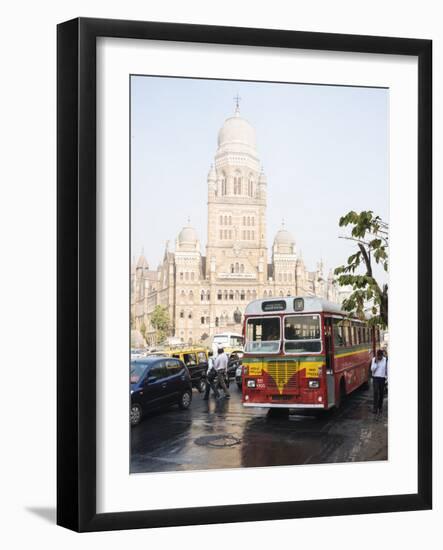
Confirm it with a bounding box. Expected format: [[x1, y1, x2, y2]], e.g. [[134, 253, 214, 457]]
[[335, 379, 347, 409]]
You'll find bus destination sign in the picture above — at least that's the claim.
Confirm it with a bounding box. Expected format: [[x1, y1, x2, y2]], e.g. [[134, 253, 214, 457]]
[[262, 300, 286, 312]]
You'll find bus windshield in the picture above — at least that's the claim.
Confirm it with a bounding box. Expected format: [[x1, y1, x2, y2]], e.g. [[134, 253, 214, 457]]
[[284, 315, 322, 353], [245, 317, 280, 353]]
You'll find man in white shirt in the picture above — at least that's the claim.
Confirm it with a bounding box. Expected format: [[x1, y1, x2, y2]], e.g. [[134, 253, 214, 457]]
[[214, 348, 230, 398], [371, 349, 388, 417]]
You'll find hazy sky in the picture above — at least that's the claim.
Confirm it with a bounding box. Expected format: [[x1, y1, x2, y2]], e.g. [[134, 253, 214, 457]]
[[131, 76, 388, 278]]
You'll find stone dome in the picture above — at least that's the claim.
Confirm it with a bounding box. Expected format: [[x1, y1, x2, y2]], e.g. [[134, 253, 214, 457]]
[[274, 228, 295, 245], [217, 111, 256, 150], [178, 225, 198, 244]]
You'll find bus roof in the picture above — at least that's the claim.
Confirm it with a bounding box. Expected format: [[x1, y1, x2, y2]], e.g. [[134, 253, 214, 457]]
[[244, 296, 348, 316], [213, 332, 243, 338]]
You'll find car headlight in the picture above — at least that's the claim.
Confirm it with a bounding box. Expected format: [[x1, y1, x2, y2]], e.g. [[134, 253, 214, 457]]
[[308, 380, 320, 388], [247, 379, 256, 388]]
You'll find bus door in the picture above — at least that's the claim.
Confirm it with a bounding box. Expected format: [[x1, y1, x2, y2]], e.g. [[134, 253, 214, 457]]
[[324, 317, 336, 408]]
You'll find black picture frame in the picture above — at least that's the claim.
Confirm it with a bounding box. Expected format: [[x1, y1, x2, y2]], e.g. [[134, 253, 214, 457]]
[[57, 17, 432, 532]]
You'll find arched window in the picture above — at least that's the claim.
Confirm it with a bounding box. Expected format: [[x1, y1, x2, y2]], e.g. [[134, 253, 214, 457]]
[[191, 272, 194, 281], [231, 264, 234, 273], [179, 272, 184, 280], [234, 175, 242, 195], [247, 290, 251, 300], [217, 290, 222, 300], [180, 310, 184, 318], [264, 290, 268, 297], [224, 215, 228, 225], [224, 290, 228, 300], [235, 262, 239, 273], [215, 317, 219, 327], [269, 290, 272, 297], [235, 290, 239, 300], [185, 272, 189, 281], [240, 264, 244, 273], [189, 290, 194, 303], [229, 216, 232, 225], [252, 290, 257, 299], [206, 316, 210, 324], [219, 215, 223, 225], [200, 291, 205, 301], [201, 316, 205, 325], [206, 291, 210, 300], [240, 290, 245, 300], [188, 312, 192, 319], [221, 177, 226, 195], [248, 178, 254, 197], [279, 290, 284, 297], [229, 290, 234, 300]]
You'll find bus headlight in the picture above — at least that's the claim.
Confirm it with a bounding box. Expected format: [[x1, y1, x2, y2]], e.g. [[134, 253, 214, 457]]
[[247, 379, 256, 388], [308, 380, 320, 389]]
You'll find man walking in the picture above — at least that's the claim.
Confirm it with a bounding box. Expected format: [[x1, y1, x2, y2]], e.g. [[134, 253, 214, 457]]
[[203, 351, 220, 400], [371, 348, 388, 418], [214, 347, 230, 399]]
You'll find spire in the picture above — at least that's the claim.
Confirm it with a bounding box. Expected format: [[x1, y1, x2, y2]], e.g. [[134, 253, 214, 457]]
[[233, 93, 241, 116]]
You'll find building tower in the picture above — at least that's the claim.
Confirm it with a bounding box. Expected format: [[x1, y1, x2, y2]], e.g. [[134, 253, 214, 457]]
[[206, 99, 268, 288]]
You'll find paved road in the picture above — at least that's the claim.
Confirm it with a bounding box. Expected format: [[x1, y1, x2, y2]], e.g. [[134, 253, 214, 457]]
[[130, 382, 387, 473]]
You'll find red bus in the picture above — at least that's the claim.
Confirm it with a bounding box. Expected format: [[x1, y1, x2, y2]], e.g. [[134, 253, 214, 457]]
[[242, 296, 380, 411]]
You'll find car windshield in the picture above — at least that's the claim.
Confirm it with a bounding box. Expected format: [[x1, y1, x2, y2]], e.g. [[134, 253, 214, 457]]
[[284, 315, 322, 353], [130, 362, 147, 384], [245, 317, 280, 353]]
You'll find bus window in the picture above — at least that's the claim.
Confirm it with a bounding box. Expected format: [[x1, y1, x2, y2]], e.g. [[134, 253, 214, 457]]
[[284, 315, 322, 353], [333, 319, 345, 347], [245, 317, 280, 353], [231, 335, 244, 347]]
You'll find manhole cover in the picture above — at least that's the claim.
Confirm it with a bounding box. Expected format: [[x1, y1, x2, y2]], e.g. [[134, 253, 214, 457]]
[[194, 434, 241, 448]]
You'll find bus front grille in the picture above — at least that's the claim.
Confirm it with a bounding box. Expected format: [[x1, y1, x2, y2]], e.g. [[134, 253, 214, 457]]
[[266, 361, 299, 389]]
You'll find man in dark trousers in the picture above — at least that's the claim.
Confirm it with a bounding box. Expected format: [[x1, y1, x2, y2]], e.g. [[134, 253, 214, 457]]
[[203, 351, 220, 400], [371, 348, 388, 418], [214, 347, 230, 399]]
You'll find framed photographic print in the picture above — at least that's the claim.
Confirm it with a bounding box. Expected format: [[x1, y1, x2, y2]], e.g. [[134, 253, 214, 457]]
[[57, 17, 432, 532]]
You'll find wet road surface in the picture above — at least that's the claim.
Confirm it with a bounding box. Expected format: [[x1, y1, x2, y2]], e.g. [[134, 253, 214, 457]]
[[130, 383, 387, 473]]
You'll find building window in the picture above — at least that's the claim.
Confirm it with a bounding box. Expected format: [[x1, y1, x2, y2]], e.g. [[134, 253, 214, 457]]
[[219, 215, 223, 225], [180, 310, 184, 318], [191, 272, 194, 281], [240, 264, 244, 273], [221, 178, 226, 195], [188, 312, 192, 319], [224, 290, 228, 300], [201, 291, 205, 301], [215, 317, 219, 327], [201, 316, 205, 325], [229, 290, 234, 300], [229, 230, 232, 239], [185, 272, 189, 281], [206, 291, 210, 300], [240, 290, 245, 300], [231, 264, 234, 273], [220, 230, 223, 240], [235, 262, 239, 272], [229, 215, 232, 225], [224, 215, 228, 225], [217, 290, 222, 300]]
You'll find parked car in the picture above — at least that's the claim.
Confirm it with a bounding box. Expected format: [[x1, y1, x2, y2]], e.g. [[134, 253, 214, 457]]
[[151, 347, 208, 392], [130, 356, 192, 426]]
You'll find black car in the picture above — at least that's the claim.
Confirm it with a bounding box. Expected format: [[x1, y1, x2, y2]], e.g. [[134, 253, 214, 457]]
[[130, 356, 192, 426]]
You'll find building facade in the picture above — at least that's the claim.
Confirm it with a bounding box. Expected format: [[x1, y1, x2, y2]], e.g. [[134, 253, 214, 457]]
[[131, 103, 340, 346]]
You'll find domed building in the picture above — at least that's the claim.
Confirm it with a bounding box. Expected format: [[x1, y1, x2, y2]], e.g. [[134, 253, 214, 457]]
[[131, 101, 339, 345]]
